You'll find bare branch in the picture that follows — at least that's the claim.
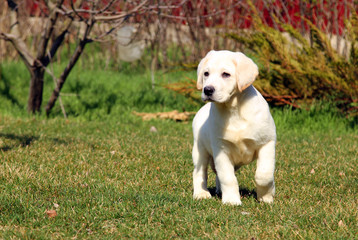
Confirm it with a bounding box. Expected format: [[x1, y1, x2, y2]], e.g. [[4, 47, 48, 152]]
[[70, 0, 86, 22], [43, 58, 67, 118], [93, 19, 125, 41], [145, 0, 188, 10], [37, 0, 65, 60], [0, 33, 34, 70], [94, 0, 148, 21], [58, 0, 148, 21], [96, 0, 117, 15], [45, 19, 95, 116], [42, 20, 73, 67], [147, 1, 241, 21]]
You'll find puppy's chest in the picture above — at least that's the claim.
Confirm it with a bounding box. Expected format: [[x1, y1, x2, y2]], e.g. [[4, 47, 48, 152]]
[[216, 116, 254, 142], [217, 121, 257, 166]]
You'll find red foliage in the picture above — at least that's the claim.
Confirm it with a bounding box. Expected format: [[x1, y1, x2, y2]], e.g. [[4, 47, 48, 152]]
[[25, 0, 356, 35]]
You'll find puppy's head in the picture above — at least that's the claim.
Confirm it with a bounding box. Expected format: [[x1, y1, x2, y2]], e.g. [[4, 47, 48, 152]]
[[197, 50, 258, 103]]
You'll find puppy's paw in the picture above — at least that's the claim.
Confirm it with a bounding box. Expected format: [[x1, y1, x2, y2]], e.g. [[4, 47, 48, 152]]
[[222, 194, 242, 206], [258, 194, 274, 204], [193, 190, 212, 200], [256, 184, 275, 204]]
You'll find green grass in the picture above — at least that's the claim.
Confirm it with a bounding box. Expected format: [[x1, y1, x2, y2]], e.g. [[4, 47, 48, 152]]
[[0, 61, 357, 239], [0, 61, 199, 119]]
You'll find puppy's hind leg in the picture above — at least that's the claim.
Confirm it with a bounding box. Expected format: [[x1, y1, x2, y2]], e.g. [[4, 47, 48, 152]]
[[192, 143, 212, 200], [215, 175, 221, 196], [255, 141, 276, 203], [208, 159, 221, 196]]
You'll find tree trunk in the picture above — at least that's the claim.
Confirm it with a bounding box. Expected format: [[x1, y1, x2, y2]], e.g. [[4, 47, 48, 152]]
[[27, 64, 45, 114]]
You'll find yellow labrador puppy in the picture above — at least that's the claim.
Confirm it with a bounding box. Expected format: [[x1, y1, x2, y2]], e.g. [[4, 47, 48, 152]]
[[192, 50, 276, 205]]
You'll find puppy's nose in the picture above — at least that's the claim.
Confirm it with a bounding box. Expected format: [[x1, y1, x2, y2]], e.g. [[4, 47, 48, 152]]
[[204, 86, 215, 96]]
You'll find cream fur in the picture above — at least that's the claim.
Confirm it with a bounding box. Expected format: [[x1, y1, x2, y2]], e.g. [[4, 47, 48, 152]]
[[192, 50, 276, 205]]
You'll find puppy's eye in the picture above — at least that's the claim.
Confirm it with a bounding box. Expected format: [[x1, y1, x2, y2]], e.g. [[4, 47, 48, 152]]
[[204, 72, 209, 77], [222, 72, 231, 78]]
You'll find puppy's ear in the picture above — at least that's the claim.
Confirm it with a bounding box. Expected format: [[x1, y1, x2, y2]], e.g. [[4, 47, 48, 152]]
[[197, 50, 215, 90], [234, 52, 259, 92], [196, 59, 205, 90]]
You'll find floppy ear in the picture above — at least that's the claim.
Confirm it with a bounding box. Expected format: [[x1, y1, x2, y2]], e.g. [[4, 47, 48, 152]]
[[197, 50, 215, 90], [196, 59, 205, 90], [234, 52, 259, 92]]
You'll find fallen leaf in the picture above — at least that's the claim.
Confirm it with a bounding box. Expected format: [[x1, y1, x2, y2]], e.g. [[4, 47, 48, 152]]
[[310, 169, 315, 174], [150, 126, 158, 132], [338, 220, 345, 227], [46, 209, 57, 218]]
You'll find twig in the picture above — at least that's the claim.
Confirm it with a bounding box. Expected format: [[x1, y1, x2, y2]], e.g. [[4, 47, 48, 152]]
[[37, 0, 65, 60], [0, 33, 34, 71], [43, 51, 68, 118], [70, 0, 86, 22], [45, 18, 95, 116], [149, 1, 242, 22], [261, 93, 301, 109], [59, 0, 148, 21], [96, 0, 117, 15]]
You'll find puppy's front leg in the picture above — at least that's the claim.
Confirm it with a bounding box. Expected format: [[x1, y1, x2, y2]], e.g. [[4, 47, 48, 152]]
[[192, 143, 211, 200], [215, 151, 242, 205], [255, 140, 276, 203]]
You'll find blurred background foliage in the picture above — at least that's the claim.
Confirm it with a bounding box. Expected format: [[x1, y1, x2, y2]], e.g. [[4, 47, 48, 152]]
[[226, 3, 358, 117], [0, 0, 357, 117]]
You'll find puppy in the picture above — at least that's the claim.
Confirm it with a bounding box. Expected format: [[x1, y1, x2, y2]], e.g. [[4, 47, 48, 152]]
[[192, 50, 276, 205]]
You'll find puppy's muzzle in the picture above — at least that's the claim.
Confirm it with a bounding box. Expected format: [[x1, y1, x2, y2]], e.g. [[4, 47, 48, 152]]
[[204, 86, 215, 96]]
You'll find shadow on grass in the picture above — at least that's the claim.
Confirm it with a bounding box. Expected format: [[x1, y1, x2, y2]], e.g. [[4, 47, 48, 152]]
[[0, 133, 69, 152], [0, 133, 38, 151], [208, 187, 257, 201]]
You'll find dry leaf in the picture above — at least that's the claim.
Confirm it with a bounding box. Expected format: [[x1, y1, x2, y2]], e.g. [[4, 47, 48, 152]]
[[310, 169, 315, 174], [150, 126, 158, 132], [338, 220, 345, 227], [46, 209, 57, 218]]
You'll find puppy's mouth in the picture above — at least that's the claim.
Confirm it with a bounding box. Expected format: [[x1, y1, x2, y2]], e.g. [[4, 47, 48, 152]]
[[202, 92, 230, 103], [201, 93, 215, 102]]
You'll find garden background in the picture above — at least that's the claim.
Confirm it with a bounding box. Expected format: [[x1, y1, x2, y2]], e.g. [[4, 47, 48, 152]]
[[0, 0, 357, 238]]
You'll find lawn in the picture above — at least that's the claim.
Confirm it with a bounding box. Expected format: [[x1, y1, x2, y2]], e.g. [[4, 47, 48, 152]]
[[0, 61, 357, 239]]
